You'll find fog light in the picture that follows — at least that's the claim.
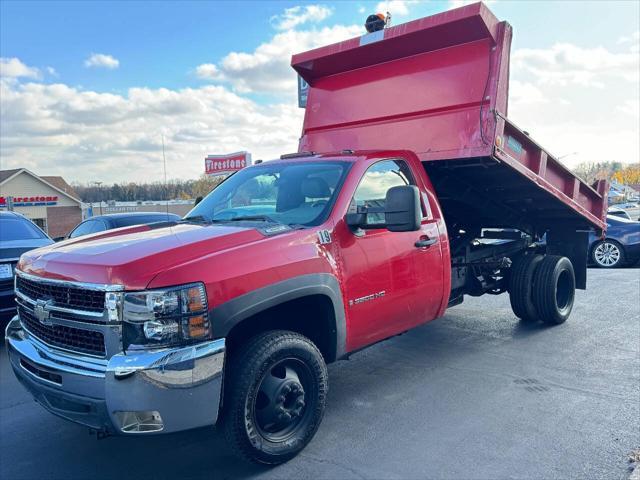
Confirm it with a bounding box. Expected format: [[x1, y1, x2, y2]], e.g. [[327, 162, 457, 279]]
[[114, 411, 164, 433], [143, 319, 179, 341]]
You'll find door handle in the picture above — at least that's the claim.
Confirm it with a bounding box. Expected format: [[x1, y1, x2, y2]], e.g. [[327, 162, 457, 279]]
[[415, 237, 437, 248]]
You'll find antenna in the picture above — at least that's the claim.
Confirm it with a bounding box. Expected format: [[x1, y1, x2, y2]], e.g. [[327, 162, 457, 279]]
[[162, 134, 169, 216]]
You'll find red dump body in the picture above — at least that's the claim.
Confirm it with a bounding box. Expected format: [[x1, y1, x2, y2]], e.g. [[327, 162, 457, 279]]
[[292, 2, 607, 232]]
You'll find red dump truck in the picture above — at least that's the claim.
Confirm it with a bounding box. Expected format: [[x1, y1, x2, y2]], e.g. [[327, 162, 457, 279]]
[[6, 2, 607, 465]]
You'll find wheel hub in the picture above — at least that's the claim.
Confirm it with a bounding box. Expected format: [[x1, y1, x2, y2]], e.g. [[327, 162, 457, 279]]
[[275, 381, 305, 422], [254, 363, 309, 438], [595, 242, 620, 266]]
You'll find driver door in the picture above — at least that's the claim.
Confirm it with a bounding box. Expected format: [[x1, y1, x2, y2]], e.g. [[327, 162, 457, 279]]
[[337, 159, 444, 352]]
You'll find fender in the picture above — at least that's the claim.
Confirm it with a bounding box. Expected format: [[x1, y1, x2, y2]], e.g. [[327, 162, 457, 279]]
[[209, 273, 347, 361]]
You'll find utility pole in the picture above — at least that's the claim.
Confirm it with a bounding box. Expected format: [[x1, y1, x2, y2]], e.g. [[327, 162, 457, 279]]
[[91, 181, 104, 215]]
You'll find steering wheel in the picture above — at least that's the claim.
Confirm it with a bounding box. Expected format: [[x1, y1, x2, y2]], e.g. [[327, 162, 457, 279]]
[[311, 199, 328, 208]]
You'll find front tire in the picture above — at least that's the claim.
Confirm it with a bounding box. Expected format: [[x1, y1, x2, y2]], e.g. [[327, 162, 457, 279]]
[[592, 240, 625, 268], [532, 255, 575, 325], [222, 330, 328, 465]]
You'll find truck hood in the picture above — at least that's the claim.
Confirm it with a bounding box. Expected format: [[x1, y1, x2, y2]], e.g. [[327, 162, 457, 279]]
[[17, 223, 265, 289]]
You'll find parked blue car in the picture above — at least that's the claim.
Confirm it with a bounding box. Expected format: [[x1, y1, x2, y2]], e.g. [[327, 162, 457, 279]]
[[64, 212, 181, 240], [589, 215, 640, 268], [0, 211, 54, 321]]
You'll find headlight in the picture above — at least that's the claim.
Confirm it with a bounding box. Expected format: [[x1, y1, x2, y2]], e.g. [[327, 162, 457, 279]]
[[122, 283, 211, 350]]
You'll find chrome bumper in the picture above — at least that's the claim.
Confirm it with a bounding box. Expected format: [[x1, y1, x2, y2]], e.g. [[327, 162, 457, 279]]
[[5, 317, 225, 434]]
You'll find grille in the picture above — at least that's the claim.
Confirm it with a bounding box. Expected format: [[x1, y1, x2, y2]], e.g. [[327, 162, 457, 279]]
[[16, 276, 105, 312], [19, 306, 106, 357]]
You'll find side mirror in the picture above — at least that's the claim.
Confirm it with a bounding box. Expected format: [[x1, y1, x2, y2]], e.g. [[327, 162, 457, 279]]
[[52, 236, 66, 242], [345, 185, 421, 232], [384, 185, 421, 232]]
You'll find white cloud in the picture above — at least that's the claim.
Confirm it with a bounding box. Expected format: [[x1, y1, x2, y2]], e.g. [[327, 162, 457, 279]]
[[84, 53, 120, 69], [512, 43, 639, 88], [270, 5, 333, 30], [0, 57, 41, 79], [617, 30, 639, 44], [375, 1, 418, 16], [616, 100, 639, 118], [194, 63, 220, 80], [0, 75, 304, 183], [509, 80, 548, 105], [194, 24, 362, 96], [508, 41, 639, 168]]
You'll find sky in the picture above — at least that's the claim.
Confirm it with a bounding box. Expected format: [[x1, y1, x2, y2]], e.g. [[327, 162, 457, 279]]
[[0, 0, 638, 185]]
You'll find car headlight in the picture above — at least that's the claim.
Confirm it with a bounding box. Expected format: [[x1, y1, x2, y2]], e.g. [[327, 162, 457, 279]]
[[122, 283, 211, 349]]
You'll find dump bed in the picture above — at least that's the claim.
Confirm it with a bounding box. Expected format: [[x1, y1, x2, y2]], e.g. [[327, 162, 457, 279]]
[[291, 2, 607, 234]]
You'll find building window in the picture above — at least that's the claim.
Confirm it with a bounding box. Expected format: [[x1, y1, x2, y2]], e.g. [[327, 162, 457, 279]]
[[32, 218, 48, 233]]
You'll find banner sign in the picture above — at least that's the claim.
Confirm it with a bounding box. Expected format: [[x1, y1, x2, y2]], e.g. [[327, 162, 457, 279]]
[[0, 195, 58, 208], [298, 75, 309, 108], [205, 151, 252, 176]]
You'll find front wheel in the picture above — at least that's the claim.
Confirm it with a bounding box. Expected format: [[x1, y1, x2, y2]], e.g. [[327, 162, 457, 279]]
[[222, 330, 328, 465], [592, 240, 625, 268]]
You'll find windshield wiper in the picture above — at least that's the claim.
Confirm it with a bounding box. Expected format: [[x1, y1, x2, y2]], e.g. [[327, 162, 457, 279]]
[[182, 215, 211, 223], [226, 215, 279, 223]]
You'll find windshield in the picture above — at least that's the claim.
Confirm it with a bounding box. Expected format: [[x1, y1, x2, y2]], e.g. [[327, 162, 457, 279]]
[[607, 215, 639, 225], [114, 214, 179, 227], [0, 217, 48, 241], [186, 161, 349, 227]]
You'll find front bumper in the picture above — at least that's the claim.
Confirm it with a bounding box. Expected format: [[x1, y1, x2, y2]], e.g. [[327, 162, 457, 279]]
[[5, 317, 226, 434]]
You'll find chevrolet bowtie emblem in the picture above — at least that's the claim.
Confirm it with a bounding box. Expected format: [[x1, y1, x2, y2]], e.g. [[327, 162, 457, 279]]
[[34, 299, 54, 326]]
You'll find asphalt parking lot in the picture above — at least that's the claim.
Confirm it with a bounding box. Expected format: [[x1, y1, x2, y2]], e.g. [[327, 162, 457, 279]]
[[1, 268, 638, 480]]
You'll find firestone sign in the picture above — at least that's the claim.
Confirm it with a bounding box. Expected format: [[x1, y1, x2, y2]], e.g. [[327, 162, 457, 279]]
[[0, 195, 58, 207], [205, 151, 252, 176]]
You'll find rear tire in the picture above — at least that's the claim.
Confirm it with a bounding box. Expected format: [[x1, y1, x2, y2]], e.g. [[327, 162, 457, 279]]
[[532, 255, 575, 325], [509, 254, 544, 322], [222, 330, 328, 465]]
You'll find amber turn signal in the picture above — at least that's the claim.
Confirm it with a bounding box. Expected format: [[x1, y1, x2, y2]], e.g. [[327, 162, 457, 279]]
[[187, 315, 208, 339]]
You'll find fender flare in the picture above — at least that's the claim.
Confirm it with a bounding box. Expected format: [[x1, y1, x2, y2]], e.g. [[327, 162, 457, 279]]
[[209, 273, 347, 361]]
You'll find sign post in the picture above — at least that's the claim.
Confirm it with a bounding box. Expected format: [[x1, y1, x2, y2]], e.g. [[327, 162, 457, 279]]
[[205, 151, 252, 176]]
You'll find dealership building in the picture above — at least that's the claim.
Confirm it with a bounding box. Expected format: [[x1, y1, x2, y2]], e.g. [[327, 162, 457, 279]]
[[0, 168, 83, 238]]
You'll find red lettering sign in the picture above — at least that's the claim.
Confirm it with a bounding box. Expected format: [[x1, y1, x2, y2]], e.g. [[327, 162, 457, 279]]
[[205, 151, 252, 175], [0, 195, 58, 207]]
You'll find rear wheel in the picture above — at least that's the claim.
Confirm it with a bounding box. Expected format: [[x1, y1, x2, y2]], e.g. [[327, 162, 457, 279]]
[[532, 255, 575, 325], [509, 254, 544, 322], [592, 240, 625, 268], [222, 330, 328, 465]]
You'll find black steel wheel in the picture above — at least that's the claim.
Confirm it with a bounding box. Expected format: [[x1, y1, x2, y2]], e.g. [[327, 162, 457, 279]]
[[222, 330, 328, 465]]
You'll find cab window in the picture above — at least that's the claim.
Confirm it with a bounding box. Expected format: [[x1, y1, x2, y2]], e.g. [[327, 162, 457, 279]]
[[350, 160, 419, 226]]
